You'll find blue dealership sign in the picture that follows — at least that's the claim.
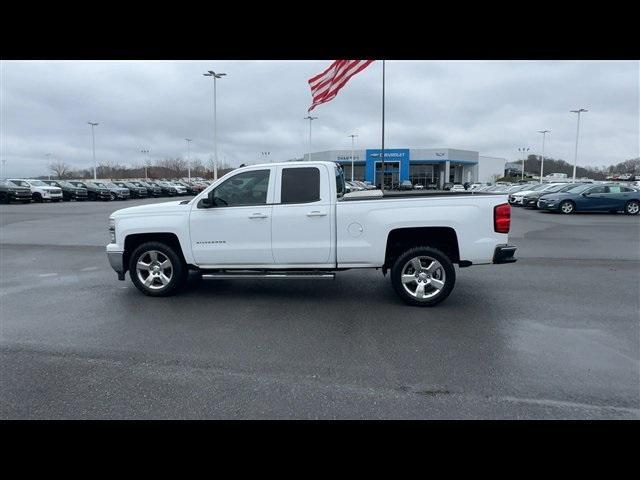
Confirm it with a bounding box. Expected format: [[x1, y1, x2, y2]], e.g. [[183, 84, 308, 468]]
[[365, 149, 410, 182]]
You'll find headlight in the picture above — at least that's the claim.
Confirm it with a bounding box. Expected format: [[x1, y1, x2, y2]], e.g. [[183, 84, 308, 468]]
[[108, 218, 116, 243]]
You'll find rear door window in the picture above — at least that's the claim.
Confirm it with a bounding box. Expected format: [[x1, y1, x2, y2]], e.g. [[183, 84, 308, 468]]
[[280, 167, 320, 204]]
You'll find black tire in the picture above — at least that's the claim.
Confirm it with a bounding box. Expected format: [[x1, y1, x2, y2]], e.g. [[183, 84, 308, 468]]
[[559, 200, 575, 214], [625, 200, 639, 215], [0, 193, 8, 204], [21, 200, 31, 204], [390, 246, 456, 307], [32, 192, 43, 203], [129, 241, 186, 297], [110, 192, 117, 201]]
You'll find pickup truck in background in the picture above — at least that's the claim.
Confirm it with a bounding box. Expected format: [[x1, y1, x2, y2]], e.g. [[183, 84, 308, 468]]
[[107, 161, 516, 306]]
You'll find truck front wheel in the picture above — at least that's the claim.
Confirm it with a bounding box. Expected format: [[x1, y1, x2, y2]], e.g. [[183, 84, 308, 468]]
[[129, 241, 186, 296], [391, 246, 456, 307]]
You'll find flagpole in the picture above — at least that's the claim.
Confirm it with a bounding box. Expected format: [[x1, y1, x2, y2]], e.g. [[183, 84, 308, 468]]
[[380, 60, 386, 191]]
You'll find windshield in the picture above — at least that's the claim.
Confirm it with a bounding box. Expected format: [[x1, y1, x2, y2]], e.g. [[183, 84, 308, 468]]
[[106, 183, 119, 188], [29, 180, 47, 186], [335, 165, 346, 197], [71, 182, 86, 188], [10, 180, 30, 187]]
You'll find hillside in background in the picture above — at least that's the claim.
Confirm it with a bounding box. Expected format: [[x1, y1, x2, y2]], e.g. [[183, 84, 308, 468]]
[[520, 155, 640, 180]]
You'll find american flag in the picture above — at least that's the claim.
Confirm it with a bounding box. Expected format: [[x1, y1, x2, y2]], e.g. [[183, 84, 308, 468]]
[[307, 60, 374, 112]]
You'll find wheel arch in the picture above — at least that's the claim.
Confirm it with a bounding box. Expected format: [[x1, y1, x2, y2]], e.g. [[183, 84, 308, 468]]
[[123, 232, 188, 273], [383, 226, 460, 271]]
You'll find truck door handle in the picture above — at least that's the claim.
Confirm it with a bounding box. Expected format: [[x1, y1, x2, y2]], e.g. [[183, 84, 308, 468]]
[[249, 213, 268, 219], [306, 211, 327, 217]]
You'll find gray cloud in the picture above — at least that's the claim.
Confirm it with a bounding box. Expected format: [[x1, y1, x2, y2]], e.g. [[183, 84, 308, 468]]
[[1, 60, 638, 177]]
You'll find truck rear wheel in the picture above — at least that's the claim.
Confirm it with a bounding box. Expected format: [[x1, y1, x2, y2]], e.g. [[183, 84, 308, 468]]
[[129, 241, 186, 296], [391, 246, 456, 307]]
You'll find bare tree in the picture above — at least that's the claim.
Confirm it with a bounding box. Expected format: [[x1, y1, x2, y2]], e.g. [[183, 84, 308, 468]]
[[49, 161, 72, 179]]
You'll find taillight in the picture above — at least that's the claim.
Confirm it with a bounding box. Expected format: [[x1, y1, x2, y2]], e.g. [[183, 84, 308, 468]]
[[494, 203, 511, 233]]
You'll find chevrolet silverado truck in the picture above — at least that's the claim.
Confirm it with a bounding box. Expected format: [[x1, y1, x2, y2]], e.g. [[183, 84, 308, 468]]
[[107, 162, 516, 306]]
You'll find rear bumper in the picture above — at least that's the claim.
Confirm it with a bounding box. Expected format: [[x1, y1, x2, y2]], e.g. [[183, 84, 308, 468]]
[[493, 244, 517, 264]]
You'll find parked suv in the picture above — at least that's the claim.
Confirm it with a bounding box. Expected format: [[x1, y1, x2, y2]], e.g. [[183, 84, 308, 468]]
[[151, 181, 181, 196], [132, 181, 162, 197], [9, 179, 63, 202], [43, 180, 88, 201], [113, 181, 148, 198], [91, 181, 130, 200], [69, 180, 112, 201], [0, 179, 32, 203]]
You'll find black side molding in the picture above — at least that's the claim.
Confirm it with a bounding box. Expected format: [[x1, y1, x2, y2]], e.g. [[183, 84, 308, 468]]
[[493, 245, 517, 264]]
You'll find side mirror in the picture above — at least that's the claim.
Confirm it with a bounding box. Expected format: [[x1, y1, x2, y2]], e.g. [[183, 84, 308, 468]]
[[199, 192, 216, 208]]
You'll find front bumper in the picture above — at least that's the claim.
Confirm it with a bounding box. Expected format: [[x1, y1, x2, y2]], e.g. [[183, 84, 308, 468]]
[[537, 199, 558, 210], [8, 192, 32, 201], [523, 197, 538, 207], [107, 248, 126, 280], [493, 244, 517, 264]]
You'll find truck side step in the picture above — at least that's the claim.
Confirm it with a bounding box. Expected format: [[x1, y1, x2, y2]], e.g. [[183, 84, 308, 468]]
[[201, 270, 335, 280]]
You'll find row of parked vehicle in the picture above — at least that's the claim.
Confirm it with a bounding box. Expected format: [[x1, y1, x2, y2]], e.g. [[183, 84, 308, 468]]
[[473, 181, 640, 215], [0, 178, 211, 203]]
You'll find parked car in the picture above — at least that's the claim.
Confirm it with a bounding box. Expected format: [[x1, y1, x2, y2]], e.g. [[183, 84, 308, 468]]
[[69, 180, 112, 201], [133, 181, 162, 197], [168, 182, 189, 195], [346, 180, 365, 191], [450, 184, 466, 192], [174, 180, 200, 195], [113, 181, 148, 198], [509, 183, 561, 205], [9, 178, 63, 202], [43, 180, 88, 201], [106, 161, 517, 306], [398, 180, 413, 191], [522, 183, 581, 209], [0, 179, 32, 203], [537, 183, 640, 215], [91, 181, 130, 200], [150, 181, 181, 196]]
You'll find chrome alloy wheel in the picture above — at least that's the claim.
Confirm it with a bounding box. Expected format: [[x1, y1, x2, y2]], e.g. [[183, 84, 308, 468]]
[[136, 250, 173, 290], [561, 201, 574, 214], [626, 201, 639, 214], [400, 256, 446, 300]]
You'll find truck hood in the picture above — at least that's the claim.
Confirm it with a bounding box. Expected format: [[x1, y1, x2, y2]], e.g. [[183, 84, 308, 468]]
[[112, 200, 189, 218]]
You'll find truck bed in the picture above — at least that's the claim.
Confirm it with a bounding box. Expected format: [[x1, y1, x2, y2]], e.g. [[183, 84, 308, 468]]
[[341, 190, 507, 201]]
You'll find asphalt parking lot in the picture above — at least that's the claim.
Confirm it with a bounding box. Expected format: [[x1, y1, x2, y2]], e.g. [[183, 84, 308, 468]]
[[1, 198, 638, 419]]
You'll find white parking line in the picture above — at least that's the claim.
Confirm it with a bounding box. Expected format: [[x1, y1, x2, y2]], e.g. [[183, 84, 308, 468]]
[[38, 273, 58, 277], [80, 267, 99, 271]]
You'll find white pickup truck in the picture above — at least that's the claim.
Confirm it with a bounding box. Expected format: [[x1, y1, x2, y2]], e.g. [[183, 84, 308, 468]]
[[107, 161, 516, 306]]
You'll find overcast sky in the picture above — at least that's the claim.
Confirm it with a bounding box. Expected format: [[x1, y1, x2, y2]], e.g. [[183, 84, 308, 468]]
[[1, 60, 638, 177]]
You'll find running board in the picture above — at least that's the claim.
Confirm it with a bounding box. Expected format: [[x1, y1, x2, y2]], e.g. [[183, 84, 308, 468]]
[[201, 270, 335, 280]]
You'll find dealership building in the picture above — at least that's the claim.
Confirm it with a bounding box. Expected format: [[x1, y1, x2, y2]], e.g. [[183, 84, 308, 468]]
[[302, 148, 506, 188]]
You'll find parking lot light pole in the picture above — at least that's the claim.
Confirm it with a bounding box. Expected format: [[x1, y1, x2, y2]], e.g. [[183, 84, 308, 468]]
[[304, 116, 317, 161], [203, 71, 226, 180], [518, 147, 529, 181], [538, 130, 550, 183], [348, 134, 358, 181], [88, 122, 99, 179], [570, 108, 588, 183], [141, 149, 150, 180], [185, 138, 192, 181]]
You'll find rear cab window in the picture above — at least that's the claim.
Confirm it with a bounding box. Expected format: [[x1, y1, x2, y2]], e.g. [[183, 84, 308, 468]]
[[280, 167, 321, 204]]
